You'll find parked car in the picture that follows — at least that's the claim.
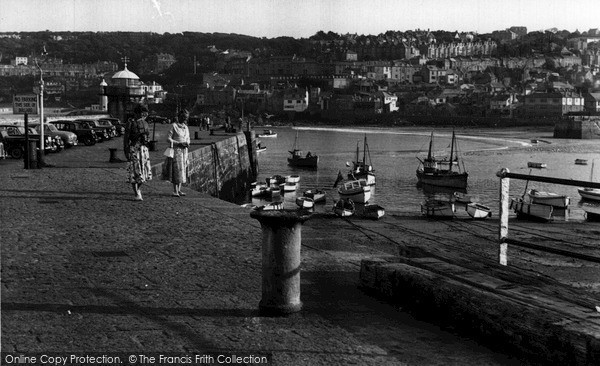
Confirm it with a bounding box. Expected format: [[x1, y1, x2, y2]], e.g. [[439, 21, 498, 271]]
[[98, 117, 125, 136], [49, 120, 99, 146], [73, 119, 111, 141], [147, 115, 170, 125], [91, 119, 118, 138], [0, 125, 59, 158], [32, 123, 78, 148]]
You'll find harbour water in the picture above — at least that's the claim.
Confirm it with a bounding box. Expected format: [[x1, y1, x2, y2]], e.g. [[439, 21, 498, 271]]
[[247, 125, 600, 220]]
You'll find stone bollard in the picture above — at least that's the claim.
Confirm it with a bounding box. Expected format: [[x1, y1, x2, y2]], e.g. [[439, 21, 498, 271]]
[[250, 209, 312, 315], [24, 140, 38, 169], [108, 148, 124, 163]]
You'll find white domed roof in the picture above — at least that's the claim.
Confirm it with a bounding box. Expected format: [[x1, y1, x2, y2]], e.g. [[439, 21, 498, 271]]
[[112, 65, 139, 80]]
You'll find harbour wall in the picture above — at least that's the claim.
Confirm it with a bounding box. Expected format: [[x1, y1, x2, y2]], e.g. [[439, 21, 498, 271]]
[[554, 117, 600, 139], [152, 131, 258, 203]]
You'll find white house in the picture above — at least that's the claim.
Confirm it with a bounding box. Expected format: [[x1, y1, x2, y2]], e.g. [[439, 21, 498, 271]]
[[283, 88, 309, 112]]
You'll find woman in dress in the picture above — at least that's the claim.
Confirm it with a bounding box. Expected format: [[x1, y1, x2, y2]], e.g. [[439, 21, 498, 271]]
[[166, 109, 191, 197], [123, 104, 152, 201]]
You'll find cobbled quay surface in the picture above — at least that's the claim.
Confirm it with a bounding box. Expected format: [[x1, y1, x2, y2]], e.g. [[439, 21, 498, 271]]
[[1, 126, 596, 366]]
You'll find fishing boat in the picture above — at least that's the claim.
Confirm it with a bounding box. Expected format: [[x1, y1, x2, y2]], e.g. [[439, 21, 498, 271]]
[[527, 162, 547, 169], [280, 182, 297, 193], [295, 196, 315, 209], [530, 139, 539, 144], [337, 178, 371, 203], [257, 129, 277, 138], [466, 203, 492, 219], [256, 201, 284, 211], [347, 135, 375, 185], [240, 203, 257, 209], [285, 175, 301, 183], [421, 199, 455, 219], [362, 204, 385, 219], [333, 199, 355, 217], [578, 160, 600, 202], [510, 197, 553, 221], [287, 131, 318, 168], [575, 159, 588, 165], [303, 189, 326, 203], [523, 189, 570, 208], [416, 130, 468, 189]]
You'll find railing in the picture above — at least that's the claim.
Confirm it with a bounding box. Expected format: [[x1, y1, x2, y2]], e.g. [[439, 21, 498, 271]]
[[496, 168, 600, 266]]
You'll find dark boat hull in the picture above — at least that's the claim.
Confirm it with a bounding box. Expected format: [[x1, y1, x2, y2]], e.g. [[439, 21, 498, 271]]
[[416, 171, 468, 189]]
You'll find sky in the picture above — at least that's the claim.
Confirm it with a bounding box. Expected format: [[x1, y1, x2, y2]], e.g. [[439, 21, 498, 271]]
[[1, 0, 599, 38]]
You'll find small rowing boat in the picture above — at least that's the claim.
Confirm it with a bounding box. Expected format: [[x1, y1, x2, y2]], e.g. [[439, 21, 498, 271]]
[[466, 203, 492, 219], [527, 162, 547, 169]]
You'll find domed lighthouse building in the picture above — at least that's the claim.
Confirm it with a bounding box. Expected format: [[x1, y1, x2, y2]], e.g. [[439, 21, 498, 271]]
[[102, 60, 146, 123]]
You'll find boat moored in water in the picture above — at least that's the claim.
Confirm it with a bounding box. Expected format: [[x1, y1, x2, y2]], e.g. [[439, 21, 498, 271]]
[[333, 199, 355, 217], [296, 196, 315, 209], [337, 178, 371, 203], [257, 129, 277, 138], [416, 130, 468, 189], [303, 189, 326, 203], [510, 197, 553, 221], [524, 189, 570, 208]]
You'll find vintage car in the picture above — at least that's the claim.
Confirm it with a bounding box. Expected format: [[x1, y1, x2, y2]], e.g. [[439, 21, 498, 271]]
[[92, 119, 118, 138], [49, 120, 99, 146], [32, 123, 78, 148], [98, 117, 125, 136], [0, 125, 60, 159], [73, 119, 111, 141]]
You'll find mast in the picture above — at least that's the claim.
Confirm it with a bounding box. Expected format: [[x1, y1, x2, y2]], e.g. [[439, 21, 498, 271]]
[[426, 131, 433, 161], [449, 130, 455, 172], [362, 135, 367, 166], [355, 140, 359, 164]]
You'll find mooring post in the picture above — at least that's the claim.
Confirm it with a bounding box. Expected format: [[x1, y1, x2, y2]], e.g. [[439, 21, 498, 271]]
[[497, 168, 510, 266], [250, 209, 312, 315]]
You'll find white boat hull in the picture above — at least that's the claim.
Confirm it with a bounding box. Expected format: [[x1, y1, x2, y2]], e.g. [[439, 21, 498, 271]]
[[286, 175, 301, 183], [524, 190, 570, 208], [280, 183, 297, 192], [578, 188, 600, 202], [296, 197, 314, 209], [304, 190, 326, 203], [466, 203, 492, 219]]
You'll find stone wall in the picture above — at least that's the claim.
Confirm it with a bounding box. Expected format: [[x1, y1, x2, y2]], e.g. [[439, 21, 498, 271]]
[[153, 132, 258, 203], [554, 118, 600, 139]]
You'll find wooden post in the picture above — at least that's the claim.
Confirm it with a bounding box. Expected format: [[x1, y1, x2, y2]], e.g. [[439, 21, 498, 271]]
[[497, 168, 510, 266]]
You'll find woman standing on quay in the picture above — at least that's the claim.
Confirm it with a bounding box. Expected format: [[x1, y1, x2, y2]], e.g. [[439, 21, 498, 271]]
[[166, 109, 190, 197], [123, 104, 153, 201]]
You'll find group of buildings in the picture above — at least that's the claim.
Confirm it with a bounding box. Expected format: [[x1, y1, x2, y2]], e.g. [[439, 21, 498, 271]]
[[2, 27, 600, 122]]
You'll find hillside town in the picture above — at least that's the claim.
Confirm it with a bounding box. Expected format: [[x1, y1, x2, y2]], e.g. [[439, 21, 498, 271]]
[[1, 27, 599, 125]]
